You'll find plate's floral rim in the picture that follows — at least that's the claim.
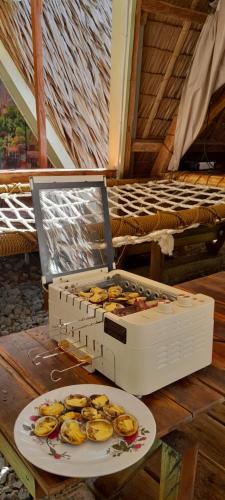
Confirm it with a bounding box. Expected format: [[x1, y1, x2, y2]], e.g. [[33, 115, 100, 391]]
[[106, 427, 150, 457], [22, 414, 150, 461], [23, 418, 71, 460]]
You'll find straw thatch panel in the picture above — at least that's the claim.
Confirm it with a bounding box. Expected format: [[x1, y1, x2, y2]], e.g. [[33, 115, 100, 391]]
[[0, 0, 111, 169], [132, 0, 214, 176]]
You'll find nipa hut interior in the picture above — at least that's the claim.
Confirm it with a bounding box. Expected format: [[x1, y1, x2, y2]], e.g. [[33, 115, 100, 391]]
[[0, 1, 225, 499]]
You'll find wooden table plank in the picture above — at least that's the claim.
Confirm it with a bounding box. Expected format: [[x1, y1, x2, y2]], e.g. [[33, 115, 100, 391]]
[[161, 376, 224, 417], [0, 357, 80, 496], [195, 365, 225, 396], [0, 328, 91, 393], [208, 402, 225, 426], [212, 342, 225, 369], [142, 394, 192, 439], [181, 413, 225, 471]]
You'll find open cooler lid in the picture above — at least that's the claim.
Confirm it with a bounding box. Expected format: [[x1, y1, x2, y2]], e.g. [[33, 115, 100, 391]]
[[30, 175, 115, 284]]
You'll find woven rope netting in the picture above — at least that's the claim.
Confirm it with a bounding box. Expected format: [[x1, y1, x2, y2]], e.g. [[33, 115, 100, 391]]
[[1, 179, 225, 256]]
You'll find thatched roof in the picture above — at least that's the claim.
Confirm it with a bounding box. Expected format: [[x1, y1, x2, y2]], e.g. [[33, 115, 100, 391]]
[[0, 0, 111, 169], [127, 0, 215, 176]]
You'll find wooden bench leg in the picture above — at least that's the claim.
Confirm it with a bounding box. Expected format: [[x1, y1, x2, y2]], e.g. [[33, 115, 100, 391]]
[[177, 440, 199, 500], [160, 431, 199, 500], [150, 242, 164, 281]]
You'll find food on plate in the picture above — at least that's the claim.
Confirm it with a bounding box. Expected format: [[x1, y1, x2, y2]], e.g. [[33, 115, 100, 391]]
[[60, 420, 86, 445], [113, 414, 138, 436], [64, 394, 89, 411], [27, 391, 141, 447], [108, 285, 123, 299], [90, 394, 109, 409], [103, 404, 125, 419], [39, 402, 64, 417], [86, 419, 113, 442], [81, 407, 103, 421], [34, 416, 58, 437], [60, 411, 82, 423], [103, 302, 124, 312]]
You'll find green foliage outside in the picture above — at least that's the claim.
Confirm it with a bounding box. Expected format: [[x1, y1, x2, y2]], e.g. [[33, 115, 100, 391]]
[[0, 105, 35, 153]]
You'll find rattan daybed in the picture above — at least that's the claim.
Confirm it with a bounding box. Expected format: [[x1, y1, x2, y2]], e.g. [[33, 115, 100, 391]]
[[1, 173, 225, 277]]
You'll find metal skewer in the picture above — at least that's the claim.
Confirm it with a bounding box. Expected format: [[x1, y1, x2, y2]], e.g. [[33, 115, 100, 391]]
[[51, 360, 87, 382]]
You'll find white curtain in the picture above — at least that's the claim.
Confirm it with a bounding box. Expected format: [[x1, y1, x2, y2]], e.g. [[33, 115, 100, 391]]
[[169, 0, 225, 171]]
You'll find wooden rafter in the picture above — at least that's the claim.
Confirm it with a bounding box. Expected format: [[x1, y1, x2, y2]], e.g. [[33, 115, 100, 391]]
[[151, 86, 225, 176], [132, 139, 162, 152], [142, 0, 200, 139], [31, 0, 48, 168], [151, 116, 177, 175], [123, 1, 146, 177], [142, 25, 190, 138], [142, 0, 208, 25]]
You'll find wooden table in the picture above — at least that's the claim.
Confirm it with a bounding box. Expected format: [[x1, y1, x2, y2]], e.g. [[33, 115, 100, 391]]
[[0, 272, 224, 499]]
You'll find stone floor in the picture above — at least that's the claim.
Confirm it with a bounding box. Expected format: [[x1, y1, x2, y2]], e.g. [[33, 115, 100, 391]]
[[0, 452, 95, 499]]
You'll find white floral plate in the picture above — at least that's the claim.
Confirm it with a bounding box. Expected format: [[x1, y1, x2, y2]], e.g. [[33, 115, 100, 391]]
[[14, 384, 156, 477]]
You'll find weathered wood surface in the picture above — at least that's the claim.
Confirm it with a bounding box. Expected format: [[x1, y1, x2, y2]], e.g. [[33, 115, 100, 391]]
[[141, 0, 208, 25], [195, 365, 225, 396], [208, 402, 225, 426], [181, 413, 225, 472], [0, 168, 116, 185], [161, 377, 224, 417]]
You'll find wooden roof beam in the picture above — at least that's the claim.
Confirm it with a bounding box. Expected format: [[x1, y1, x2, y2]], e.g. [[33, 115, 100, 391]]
[[151, 117, 177, 175], [142, 0, 208, 25], [109, 0, 140, 177], [123, 1, 147, 177], [31, 0, 48, 168], [132, 139, 162, 152], [0, 169, 116, 185], [142, 0, 200, 139]]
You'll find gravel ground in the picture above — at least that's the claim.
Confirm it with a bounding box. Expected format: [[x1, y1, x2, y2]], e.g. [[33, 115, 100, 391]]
[[0, 253, 48, 336], [0, 453, 95, 499]]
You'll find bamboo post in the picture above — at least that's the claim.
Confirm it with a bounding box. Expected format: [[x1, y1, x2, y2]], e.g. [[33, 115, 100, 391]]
[[31, 0, 48, 168]]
